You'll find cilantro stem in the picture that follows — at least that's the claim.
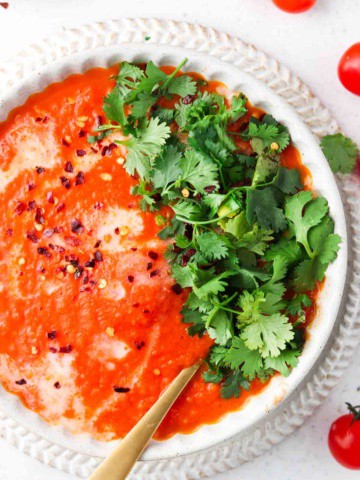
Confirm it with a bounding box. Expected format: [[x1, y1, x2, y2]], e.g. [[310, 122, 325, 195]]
[[175, 209, 239, 226], [162, 58, 188, 90]]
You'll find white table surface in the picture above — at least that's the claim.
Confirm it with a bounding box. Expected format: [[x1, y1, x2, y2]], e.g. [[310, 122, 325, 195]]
[[0, 1, 359, 479]]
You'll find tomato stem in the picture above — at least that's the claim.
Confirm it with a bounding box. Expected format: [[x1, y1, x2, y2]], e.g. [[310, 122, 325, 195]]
[[346, 402, 360, 423]]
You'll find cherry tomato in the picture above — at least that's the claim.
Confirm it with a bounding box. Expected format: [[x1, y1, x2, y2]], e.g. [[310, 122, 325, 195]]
[[272, 0, 317, 13], [328, 403, 360, 470], [338, 43, 360, 96]]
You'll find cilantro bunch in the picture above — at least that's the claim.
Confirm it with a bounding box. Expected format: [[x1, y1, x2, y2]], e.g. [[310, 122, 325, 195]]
[[91, 59, 342, 399]]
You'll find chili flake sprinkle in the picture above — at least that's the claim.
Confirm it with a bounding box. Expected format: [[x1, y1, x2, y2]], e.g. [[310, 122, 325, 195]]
[[14, 202, 26, 215], [64, 161, 73, 173], [15, 379, 27, 386], [71, 219, 84, 234], [54, 382, 61, 389], [59, 345, 73, 353], [60, 176, 71, 189], [47, 331, 57, 340], [35, 166, 45, 174], [113, 386, 130, 393], [75, 171, 85, 185], [148, 251, 158, 260]]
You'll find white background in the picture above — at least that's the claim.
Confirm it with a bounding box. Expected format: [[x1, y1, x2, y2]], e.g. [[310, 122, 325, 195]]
[[0, 1, 359, 479]]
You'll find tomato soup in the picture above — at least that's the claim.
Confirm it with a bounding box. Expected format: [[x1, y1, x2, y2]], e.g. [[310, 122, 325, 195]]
[[0, 66, 316, 440]]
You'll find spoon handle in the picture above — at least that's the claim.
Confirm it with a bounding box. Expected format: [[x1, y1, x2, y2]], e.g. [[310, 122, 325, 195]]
[[88, 363, 200, 480]]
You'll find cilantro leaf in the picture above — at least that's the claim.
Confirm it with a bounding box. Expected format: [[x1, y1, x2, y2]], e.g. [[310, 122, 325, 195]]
[[177, 150, 219, 193], [167, 75, 197, 97], [285, 191, 329, 257], [320, 133, 359, 174], [224, 337, 263, 380], [152, 145, 182, 190], [237, 291, 294, 358], [197, 231, 229, 261], [118, 117, 170, 179], [115, 62, 145, 96], [103, 88, 126, 126], [243, 115, 290, 153], [220, 371, 250, 399], [207, 309, 234, 346], [246, 187, 287, 232], [264, 348, 300, 377]]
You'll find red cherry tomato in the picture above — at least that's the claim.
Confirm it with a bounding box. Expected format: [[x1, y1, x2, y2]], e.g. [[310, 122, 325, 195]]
[[272, 0, 317, 13], [328, 403, 360, 470], [338, 43, 360, 96]]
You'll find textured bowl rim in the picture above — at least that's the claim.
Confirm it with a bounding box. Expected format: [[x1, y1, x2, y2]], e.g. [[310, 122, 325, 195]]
[[0, 18, 358, 480]]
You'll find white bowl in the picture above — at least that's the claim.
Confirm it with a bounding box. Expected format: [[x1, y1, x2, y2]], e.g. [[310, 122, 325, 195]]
[[0, 36, 347, 463]]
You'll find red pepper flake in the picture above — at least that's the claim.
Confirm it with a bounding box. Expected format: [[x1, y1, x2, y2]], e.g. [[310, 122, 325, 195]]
[[56, 203, 66, 213], [134, 340, 145, 350], [28, 182, 36, 191], [171, 283, 183, 295], [132, 303, 139, 308], [94, 250, 103, 262], [43, 228, 54, 238], [26, 230, 39, 243], [94, 240, 101, 248], [76, 149, 86, 157], [71, 218, 84, 235], [113, 386, 130, 393], [204, 185, 216, 193], [60, 176, 71, 189], [79, 130, 86, 138], [182, 94, 196, 105], [46, 191, 54, 204], [182, 248, 196, 266], [62, 138, 71, 147], [75, 171, 85, 185], [146, 262, 152, 271], [64, 235, 81, 247], [143, 309, 150, 314], [48, 243, 55, 250], [35, 208, 45, 224], [90, 147, 98, 153], [59, 345, 73, 353], [83, 275, 89, 284], [35, 166, 45, 174], [114, 227, 120, 235], [101, 143, 118, 157], [131, 247, 138, 252], [148, 251, 158, 260], [49, 347, 58, 353], [15, 379, 26, 385], [127, 275, 134, 283], [37, 246, 51, 258], [6, 228, 13, 237], [74, 267, 84, 279], [54, 381, 61, 389], [149, 269, 159, 278], [14, 202, 26, 215], [27, 200, 36, 211], [97, 115, 104, 126], [84, 258, 95, 268], [184, 224, 193, 240], [47, 330, 57, 340], [94, 202, 103, 210], [64, 161, 73, 173], [0, 3, 9, 10]]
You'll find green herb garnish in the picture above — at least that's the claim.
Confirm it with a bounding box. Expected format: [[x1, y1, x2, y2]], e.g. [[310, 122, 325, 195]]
[[92, 59, 343, 399]]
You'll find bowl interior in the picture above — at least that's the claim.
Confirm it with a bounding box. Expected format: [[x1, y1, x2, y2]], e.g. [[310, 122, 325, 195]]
[[0, 43, 347, 461]]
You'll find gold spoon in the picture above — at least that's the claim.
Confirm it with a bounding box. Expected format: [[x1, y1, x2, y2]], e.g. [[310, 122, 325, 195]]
[[88, 363, 200, 480]]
